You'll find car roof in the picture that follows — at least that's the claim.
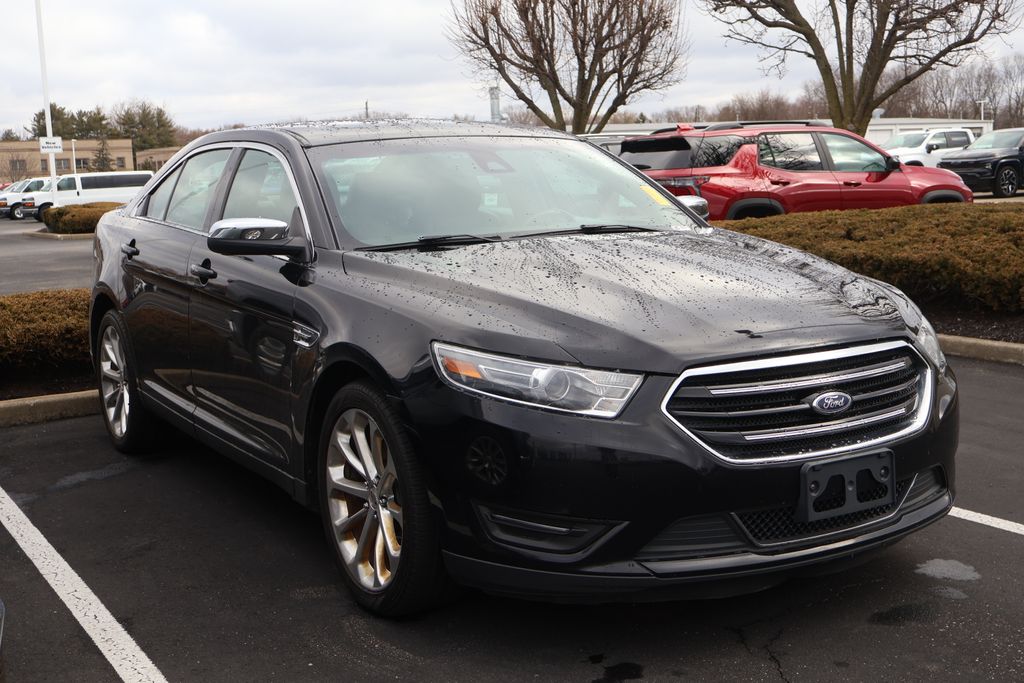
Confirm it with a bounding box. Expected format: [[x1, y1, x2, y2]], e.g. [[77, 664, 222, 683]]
[[631, 124, 842, 142], [199, 118, 575, 148]]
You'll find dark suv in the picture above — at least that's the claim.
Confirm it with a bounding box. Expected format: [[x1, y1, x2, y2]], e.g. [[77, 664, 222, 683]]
[[91, 121, 958, 616], [938, 128, 1024, 197], [620, 122, 973, 221]]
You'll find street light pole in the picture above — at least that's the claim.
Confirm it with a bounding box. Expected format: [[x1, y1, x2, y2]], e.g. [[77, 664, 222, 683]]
[[71, 138, 76, 172], [33, 0, 57, 206]]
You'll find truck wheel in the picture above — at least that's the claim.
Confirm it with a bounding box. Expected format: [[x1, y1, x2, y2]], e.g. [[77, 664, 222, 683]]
[[34, 203, 51, 222], [994, 166, 1019, 198], [10, 204, 23, 220]]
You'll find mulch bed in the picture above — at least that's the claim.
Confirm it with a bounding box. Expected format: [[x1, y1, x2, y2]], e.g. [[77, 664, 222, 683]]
[[925, 307, 1024, 345], [1, 372, 94, 402]]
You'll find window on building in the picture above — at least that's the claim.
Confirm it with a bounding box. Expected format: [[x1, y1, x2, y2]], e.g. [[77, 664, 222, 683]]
[[10, 159, 27, 172], [40, 159, 47, 172], [55, 158, 70, 171], [76, 158, 90, 170], [116, 157, 126, 169]]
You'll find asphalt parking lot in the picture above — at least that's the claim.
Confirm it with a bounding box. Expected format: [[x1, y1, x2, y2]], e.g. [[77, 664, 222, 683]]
[[0, 356, 1021, 682], [0, 219, 92, 295]]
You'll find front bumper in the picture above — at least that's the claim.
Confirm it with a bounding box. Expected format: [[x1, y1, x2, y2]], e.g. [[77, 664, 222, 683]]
[[444, 492, 951, 600], [938, 166, 995, 190], [408, 356, 959, 599]]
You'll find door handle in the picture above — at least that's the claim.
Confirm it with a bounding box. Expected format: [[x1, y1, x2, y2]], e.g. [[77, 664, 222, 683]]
[[843, 180, 862, 187], [120, 241, 139, 259], [190, 260, 218, 282], [768, 178, 790, 186]]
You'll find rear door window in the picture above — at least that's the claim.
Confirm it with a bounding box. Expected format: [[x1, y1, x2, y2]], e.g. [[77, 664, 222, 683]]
[[758, 133, 824, 171], [144, 167, 182, 220], [620, 135, 744, 170], [165, 149, 231, 230], [947, 131, 970, 148]]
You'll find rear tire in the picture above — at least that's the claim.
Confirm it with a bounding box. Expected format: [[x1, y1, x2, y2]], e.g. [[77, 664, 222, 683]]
[[993, 166, 1019, 198], [95, 310, 158, 453], [318, 380, 448, 616]]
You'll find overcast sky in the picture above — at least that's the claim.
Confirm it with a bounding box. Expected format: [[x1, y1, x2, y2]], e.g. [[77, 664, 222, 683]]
[[2, 0, 1023, 134]]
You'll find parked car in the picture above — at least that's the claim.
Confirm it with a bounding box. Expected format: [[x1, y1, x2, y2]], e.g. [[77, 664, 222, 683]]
[[26, 170, 153, 220], [879, 128, 974, 167], [619, 121, 973, 221], [937, 128, 1024, 197], [0, 176, 49, 220], [92, 121, 957, 616]]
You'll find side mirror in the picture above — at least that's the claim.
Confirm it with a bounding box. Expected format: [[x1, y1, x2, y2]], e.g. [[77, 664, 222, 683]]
[[885, 156, 901, 172], [207, 218, 309, 260], [925, 143, 940, 153], [674, 194, 710, 221]]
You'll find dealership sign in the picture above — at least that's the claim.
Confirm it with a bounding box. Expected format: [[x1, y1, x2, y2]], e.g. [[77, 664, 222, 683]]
[[38, 136, 63, 154]]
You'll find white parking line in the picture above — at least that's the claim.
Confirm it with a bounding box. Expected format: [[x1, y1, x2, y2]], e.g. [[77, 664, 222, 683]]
[[950, 507, 1024, 537], [0, 486, 167, 683]]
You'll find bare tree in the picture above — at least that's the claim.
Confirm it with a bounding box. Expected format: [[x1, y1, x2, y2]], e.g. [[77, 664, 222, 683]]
[[449, 0, 688, 133], [0, 152, 33, 183], [699, 0, 1020, 134]]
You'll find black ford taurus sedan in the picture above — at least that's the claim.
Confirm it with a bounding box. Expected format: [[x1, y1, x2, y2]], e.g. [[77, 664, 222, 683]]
[[91, 120, 958, 616]]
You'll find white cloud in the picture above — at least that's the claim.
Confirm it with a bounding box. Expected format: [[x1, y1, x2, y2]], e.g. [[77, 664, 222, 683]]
[[1, 0, 1021, 133]]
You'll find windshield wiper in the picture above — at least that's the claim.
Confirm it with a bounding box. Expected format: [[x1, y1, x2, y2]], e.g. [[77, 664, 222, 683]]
[[359, 233, 502, 252], [514, 224, 661, 239]]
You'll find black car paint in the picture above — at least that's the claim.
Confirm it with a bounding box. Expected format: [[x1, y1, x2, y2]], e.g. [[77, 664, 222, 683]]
[[937, 132, 1024, 192], [91, 122, 957, 599]]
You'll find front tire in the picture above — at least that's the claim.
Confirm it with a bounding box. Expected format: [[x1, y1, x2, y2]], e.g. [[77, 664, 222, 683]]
[[318, 381, 447, 616], [994, 165, 1019, 198], [34, 203, 51, 222], [95, 310, 157, 453], [9, 204, 23, 220]]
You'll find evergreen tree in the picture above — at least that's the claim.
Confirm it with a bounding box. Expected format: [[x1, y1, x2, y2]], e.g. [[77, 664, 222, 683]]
[[92, 137, 114, 171]]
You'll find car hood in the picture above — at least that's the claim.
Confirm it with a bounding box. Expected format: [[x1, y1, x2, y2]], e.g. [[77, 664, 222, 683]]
[[940, 147, 1014, 161], [342, 229, 912, 374], [887, 146, 922, 157]]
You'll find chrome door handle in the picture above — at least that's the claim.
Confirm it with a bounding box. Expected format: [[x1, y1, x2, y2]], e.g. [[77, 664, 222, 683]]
[[120, 241, 139, 259], [190, 262, 218, 282]]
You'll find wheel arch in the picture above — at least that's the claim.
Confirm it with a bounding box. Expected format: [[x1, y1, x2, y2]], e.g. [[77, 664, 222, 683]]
[[89, 289, 118, 362], [726, 198, 785, 220], [920, 189, 966, 204], [300, 344, 404, 506]]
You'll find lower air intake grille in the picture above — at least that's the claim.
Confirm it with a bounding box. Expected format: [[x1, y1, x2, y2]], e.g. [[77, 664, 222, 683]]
[[735, 477, 913, 545], [663, 341, 931, 463]]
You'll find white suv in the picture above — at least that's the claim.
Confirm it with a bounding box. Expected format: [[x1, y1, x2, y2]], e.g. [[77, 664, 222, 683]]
[[881, 129, 974, 167]]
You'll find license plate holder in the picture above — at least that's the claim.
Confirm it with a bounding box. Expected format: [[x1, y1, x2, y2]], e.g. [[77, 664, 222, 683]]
[[797, 451, 895, 523]]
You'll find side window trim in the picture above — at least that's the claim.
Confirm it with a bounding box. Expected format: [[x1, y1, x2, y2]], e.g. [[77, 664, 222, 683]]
[[202, 148, 245, 232]]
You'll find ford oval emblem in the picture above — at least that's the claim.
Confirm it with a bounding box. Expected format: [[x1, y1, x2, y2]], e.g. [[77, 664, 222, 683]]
[[811, 391, 853, 415]]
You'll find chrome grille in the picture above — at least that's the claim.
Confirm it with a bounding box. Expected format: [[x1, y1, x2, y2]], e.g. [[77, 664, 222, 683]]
[[662, 341, 932, 464]]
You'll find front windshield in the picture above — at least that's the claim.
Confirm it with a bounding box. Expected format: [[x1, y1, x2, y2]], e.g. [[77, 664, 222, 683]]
[[5, 180, 27, 193], [309, 136, 699, 247], [969, 130, 1024, 150], [881, 133, 927, 149]]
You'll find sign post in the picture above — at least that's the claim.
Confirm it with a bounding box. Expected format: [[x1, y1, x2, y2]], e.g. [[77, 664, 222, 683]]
[[34, 0, 57, 208]]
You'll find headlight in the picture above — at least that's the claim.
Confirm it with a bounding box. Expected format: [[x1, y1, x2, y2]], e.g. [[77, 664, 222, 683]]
[[431, 342, 643, 418], [916, 315, 946, 371]]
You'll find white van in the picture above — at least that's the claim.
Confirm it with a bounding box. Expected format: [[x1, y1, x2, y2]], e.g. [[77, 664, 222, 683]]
[[0, 176, 50, 220], [29, 171, 153, 220]]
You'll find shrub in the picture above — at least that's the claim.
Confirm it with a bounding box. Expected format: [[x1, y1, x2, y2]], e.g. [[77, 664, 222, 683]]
[[715, 203, 1024, 313], [43, 202, 122, 234], [0, 289, 91, 375]]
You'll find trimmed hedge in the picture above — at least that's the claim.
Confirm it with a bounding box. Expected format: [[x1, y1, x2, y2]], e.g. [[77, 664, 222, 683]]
[[716, 203, 1024, 313], [42, 202, 122, 234], [0, 289, 91, 374]]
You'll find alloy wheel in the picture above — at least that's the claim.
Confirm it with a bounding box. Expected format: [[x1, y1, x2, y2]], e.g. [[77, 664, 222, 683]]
[[98, 325, 130, 438], [999, 168, 1018, 196], [325, 408, 403, 591]]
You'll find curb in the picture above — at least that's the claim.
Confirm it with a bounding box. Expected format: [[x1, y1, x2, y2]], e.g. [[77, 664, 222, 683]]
[[22, 229, 93, 241], [938, 333, 1024, 366], [0, 336, 1021, 429], [0, 390, 99, 428]]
